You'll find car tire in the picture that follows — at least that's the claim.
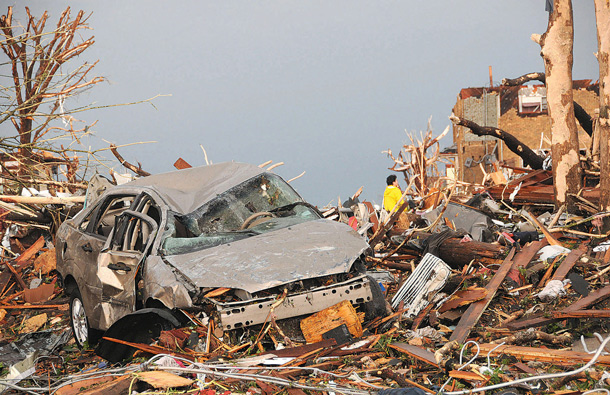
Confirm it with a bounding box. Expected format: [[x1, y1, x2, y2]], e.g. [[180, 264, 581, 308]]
[[69, 287, 101, 348]]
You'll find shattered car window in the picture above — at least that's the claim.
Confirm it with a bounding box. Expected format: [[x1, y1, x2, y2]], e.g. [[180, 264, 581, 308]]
[[162, 173, 320, 254], [79, 195, 135, 237]]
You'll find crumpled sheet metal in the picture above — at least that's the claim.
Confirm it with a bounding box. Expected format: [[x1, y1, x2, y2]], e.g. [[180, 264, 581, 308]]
[[0, 329, 71, 366], [163, 219, 369, 294], [424, 202, 495, 242], [143, 255, 193, 310], [122, 162, 265, 214]]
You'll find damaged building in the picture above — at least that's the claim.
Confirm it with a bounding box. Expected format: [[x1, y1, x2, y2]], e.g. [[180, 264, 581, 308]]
[[451, 79, 599, 184]]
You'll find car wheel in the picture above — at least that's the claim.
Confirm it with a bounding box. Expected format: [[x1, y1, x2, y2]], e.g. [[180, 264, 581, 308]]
[[69, 287, 101, 348]]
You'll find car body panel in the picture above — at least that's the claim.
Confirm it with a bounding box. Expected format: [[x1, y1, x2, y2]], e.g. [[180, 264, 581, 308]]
[[215, 274, 373, 330], [163, 219, 368, 294]]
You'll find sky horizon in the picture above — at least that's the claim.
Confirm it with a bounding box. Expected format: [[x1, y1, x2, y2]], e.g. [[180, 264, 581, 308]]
[[1, 1, 601, 207]]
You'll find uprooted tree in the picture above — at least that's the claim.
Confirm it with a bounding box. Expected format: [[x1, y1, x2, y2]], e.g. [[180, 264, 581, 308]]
[[0, 6, 103, 190]]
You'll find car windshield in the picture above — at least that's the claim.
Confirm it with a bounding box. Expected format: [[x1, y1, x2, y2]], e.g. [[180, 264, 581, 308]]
[[162, 173, 320, 255]]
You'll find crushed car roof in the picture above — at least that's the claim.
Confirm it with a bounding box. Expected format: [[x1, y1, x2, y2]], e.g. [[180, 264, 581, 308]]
[[118, 162, 266, 213]]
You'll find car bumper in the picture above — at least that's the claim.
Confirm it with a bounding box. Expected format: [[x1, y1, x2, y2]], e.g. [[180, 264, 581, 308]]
[[214, 274, 374, 330]]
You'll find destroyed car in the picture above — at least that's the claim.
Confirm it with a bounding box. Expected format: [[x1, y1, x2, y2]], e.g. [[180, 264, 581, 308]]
[[56, 162, 383, 347]]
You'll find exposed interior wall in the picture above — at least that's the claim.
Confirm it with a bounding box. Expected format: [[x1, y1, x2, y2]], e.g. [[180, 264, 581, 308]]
[[453, 82, 599, 184]]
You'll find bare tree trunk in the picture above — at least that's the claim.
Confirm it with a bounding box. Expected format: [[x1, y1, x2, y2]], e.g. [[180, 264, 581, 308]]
[[532, 0, 582, 210], [595, 0, 610, 212]]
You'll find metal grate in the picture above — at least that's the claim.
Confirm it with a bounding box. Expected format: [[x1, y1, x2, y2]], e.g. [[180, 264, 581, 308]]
[[391, 253, 452, 317]]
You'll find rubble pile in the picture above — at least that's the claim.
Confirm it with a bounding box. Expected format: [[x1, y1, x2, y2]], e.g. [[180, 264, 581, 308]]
[[0, 157, 608, 394]]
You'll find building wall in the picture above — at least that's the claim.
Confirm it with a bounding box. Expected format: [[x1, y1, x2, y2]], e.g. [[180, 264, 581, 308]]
[[499, 88, 598, 167], [453, 91, 501, 185], [453, 83, 598, 183]]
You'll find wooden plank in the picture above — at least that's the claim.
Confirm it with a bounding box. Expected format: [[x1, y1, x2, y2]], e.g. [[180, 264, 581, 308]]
[[512, 361, 537, 374], [1, 261, 26, 290], [478, 343, 610, 366], [550, 245, 587, 281], [388, 342, 438, 367], [14, 235, 45, 269], [506, 239, 548, 286], [449, 248, 516, 343], [552, 309, 610, 319], [438, 287, 487, 313], [101, 337, 195, 361], [449, 370, 487, 381], [528, 213, 562, 246], [80, 376, 132, 395], [507, 284, 610, 330], [299, 300, 362, 343], [0, 195, 85, 204], [137, 371, 193, 389]]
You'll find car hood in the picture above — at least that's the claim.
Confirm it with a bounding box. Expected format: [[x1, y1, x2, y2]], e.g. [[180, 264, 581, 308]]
[[162, 219, 369, 294]]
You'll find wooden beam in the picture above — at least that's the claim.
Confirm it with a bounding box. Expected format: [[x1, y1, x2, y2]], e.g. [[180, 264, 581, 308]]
[[506, 239, 548, 286], [552, 309, 610, 319], [449, 248, 516, 343], [507, 284, 610, 331], [550, 244, 587, 281], [14, 235, 45, 270], [478, 343, 610, 366], [0, 195, 85, 204]]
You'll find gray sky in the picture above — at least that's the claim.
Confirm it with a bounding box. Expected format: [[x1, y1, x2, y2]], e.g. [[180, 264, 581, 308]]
[[3, 1, 600, 206]]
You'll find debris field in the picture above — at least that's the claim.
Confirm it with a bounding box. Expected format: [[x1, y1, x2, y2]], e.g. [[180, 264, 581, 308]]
[[0, 145, 609, 395]]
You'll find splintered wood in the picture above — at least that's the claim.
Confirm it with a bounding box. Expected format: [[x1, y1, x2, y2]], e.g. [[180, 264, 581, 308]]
[[300, 300, 363, 343]]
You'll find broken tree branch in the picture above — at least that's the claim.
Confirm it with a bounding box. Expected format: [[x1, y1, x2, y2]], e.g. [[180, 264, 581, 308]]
[[109, 144, 151, 177], [449, 114, 545, 170]]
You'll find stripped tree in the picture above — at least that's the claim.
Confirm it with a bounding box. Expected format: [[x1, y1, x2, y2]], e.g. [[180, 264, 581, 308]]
[[384, 120, 450, 196], [0, 6, 102, 188], [595, 0, 610, 213], [531, 0, 582, 210]]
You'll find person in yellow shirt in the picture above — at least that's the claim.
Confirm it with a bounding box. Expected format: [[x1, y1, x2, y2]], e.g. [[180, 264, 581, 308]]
[[383, 175, 403, 212]]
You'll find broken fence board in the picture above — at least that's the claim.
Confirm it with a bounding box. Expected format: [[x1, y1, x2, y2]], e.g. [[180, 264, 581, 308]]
[[449, 247, 516, 344]]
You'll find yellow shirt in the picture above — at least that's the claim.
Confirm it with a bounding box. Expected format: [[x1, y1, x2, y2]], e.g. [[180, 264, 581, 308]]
[[383, 185, 403, 212]]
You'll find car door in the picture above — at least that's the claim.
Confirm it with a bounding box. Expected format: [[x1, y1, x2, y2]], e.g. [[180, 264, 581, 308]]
[[61, 194, 136, 321], [95, 209, 158, 331]]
